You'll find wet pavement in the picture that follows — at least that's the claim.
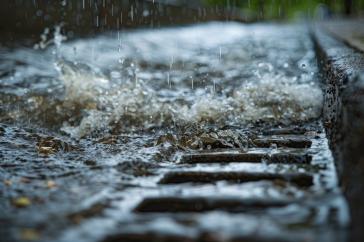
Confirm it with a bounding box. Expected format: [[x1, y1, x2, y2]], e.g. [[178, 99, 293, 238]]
[[319, 19, 364, 53], [0, 22, 349, 242]]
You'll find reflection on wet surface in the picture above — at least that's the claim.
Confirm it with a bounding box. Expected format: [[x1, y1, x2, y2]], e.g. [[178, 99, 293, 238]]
[[0, 22, 347, 242]]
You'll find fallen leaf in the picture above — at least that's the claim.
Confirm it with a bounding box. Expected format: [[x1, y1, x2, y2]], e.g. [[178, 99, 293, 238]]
[[37, 146, 56, 155], [46, 180, 57, 189], [20, 228, 40, 241], [4, 180, 12, 186], [13, 197, 31, 208]]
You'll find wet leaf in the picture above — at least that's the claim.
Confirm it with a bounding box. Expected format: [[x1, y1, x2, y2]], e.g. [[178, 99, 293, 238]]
[[37, 146, 56, 155], [36, 136, 78, 155], [97, 135, 118, 144], [4, 180, 12, 186], [46, 180, 57, 189], [13, 197, 31, 208], [20, 228, 40, 241]]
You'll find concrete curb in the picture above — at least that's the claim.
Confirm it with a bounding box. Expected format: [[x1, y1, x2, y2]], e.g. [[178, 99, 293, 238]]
[[312, 24, 364, 242]]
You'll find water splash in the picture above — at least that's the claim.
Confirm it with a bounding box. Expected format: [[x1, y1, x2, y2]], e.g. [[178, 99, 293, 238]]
[[34, 25, 67, 58], [55, 60, 322, 138], [1, 23, 323, 138]]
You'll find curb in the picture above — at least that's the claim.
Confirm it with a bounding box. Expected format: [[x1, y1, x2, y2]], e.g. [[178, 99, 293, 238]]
[[312, 24, 364, 242]]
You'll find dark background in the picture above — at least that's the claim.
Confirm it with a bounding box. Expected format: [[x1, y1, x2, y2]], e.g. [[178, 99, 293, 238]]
[[0, 0, 363, 46]]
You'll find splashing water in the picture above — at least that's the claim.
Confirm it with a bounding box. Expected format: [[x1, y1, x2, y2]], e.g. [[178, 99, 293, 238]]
[[1, 23, 322, 139], [34, 25, 67, 56], [0, 23, 326, 241]]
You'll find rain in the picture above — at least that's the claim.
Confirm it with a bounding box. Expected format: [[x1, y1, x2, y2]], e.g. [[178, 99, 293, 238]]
[[1, 1, 364, 242]]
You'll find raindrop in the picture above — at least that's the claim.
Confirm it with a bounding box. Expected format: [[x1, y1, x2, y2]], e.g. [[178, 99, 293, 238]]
[[130, 5, 134, 21], [170, 56, 174, 69], [167, 73, 171, 88], [143, 10, 149, 17], [36, 10, 43, 17]]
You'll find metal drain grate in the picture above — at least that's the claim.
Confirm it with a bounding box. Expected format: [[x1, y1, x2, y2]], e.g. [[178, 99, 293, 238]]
[[98, 121, 348, 242]]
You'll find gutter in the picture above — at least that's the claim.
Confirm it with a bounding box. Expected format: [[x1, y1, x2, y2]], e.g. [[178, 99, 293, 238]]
[[311, 22, 364, 242]]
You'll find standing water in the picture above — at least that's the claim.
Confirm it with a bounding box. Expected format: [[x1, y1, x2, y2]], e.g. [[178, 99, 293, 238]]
[[0, 22, 346, 242]]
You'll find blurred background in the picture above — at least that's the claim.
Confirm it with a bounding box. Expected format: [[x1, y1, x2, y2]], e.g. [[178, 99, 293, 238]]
[[1, 0, 363, 46]]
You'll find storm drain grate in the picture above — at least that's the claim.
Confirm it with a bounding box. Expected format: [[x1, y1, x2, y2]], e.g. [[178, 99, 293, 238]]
[[99, 122, 349, 242]]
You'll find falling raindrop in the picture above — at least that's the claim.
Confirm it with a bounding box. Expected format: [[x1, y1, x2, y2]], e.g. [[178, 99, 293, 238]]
[[167, 73, 171, 88], [130, 5, 134, 22], [170, 56, 174, 69]]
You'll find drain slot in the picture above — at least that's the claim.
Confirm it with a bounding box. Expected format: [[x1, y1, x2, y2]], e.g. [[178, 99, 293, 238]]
[[134, 196, 292, 213], [159, 171, 313, 187], [262, 127, 308, 135], [181, 152, 311, 164], [253, 137, 312, 148]]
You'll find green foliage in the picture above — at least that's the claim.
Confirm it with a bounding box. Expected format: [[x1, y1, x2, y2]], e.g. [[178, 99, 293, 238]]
[[203, 0, 364, 20]]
